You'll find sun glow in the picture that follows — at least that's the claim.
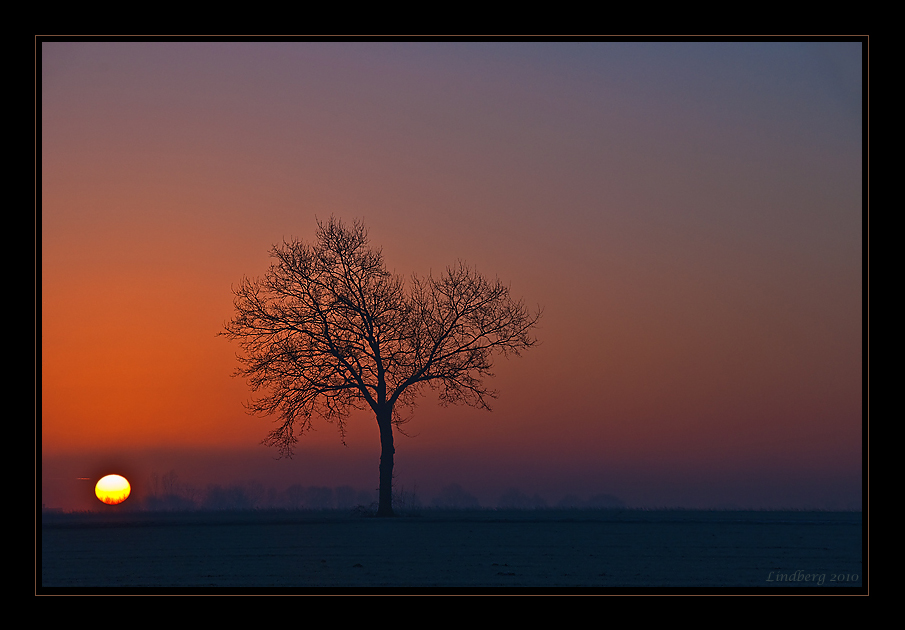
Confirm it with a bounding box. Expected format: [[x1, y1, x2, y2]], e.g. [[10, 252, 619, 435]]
[[95, 474, 131, 505]]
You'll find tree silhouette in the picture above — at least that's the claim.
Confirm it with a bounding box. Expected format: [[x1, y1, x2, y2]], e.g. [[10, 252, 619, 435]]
[[222, 217, 540, 516]]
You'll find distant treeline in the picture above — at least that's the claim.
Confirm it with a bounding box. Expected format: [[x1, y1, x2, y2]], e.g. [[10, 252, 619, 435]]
[[140, 472, 625, 512], [143, 472, 375, 511], [425, 485, 625, 510]]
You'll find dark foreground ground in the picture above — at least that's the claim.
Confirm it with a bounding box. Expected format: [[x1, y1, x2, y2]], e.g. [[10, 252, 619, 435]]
[[40, 509, 864, 590]]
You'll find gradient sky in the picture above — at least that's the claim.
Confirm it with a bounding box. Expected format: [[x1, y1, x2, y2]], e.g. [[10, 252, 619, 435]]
[[40, 41, 864, 511]]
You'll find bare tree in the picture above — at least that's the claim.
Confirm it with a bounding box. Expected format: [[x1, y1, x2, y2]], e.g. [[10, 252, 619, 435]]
[[222, 217, 540, 516]]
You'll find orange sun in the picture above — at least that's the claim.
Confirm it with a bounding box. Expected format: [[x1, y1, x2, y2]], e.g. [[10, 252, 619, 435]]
[[95, 474, 131, 505]]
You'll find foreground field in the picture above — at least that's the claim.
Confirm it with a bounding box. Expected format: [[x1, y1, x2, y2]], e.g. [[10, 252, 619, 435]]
[[40, 509, 863, 590]]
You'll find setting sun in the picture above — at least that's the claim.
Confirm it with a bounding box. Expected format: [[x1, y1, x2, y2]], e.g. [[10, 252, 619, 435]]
[[95, 474, 131, 505]]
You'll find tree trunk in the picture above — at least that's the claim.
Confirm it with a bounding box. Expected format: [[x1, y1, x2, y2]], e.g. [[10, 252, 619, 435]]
[[376, 407, 395, 517]]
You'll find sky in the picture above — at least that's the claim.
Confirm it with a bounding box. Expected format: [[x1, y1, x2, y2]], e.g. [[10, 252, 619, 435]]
[[40, 41, 864, 511]]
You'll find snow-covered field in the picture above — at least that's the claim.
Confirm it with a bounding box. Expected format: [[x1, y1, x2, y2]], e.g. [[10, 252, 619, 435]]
[[40, 509, 863, 590]]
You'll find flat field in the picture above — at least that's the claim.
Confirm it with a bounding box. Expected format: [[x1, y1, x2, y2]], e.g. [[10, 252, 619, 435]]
[[40, 509, 863, 590]]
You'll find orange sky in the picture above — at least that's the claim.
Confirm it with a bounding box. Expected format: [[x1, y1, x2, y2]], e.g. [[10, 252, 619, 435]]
[[40, 41, 863, 510]]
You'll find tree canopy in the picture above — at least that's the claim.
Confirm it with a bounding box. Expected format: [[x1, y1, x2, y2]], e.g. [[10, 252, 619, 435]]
[[223, 217, 540, 515]]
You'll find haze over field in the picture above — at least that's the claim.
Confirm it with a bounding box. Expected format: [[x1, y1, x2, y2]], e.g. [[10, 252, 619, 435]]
[[41, 41, 863, 513]]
